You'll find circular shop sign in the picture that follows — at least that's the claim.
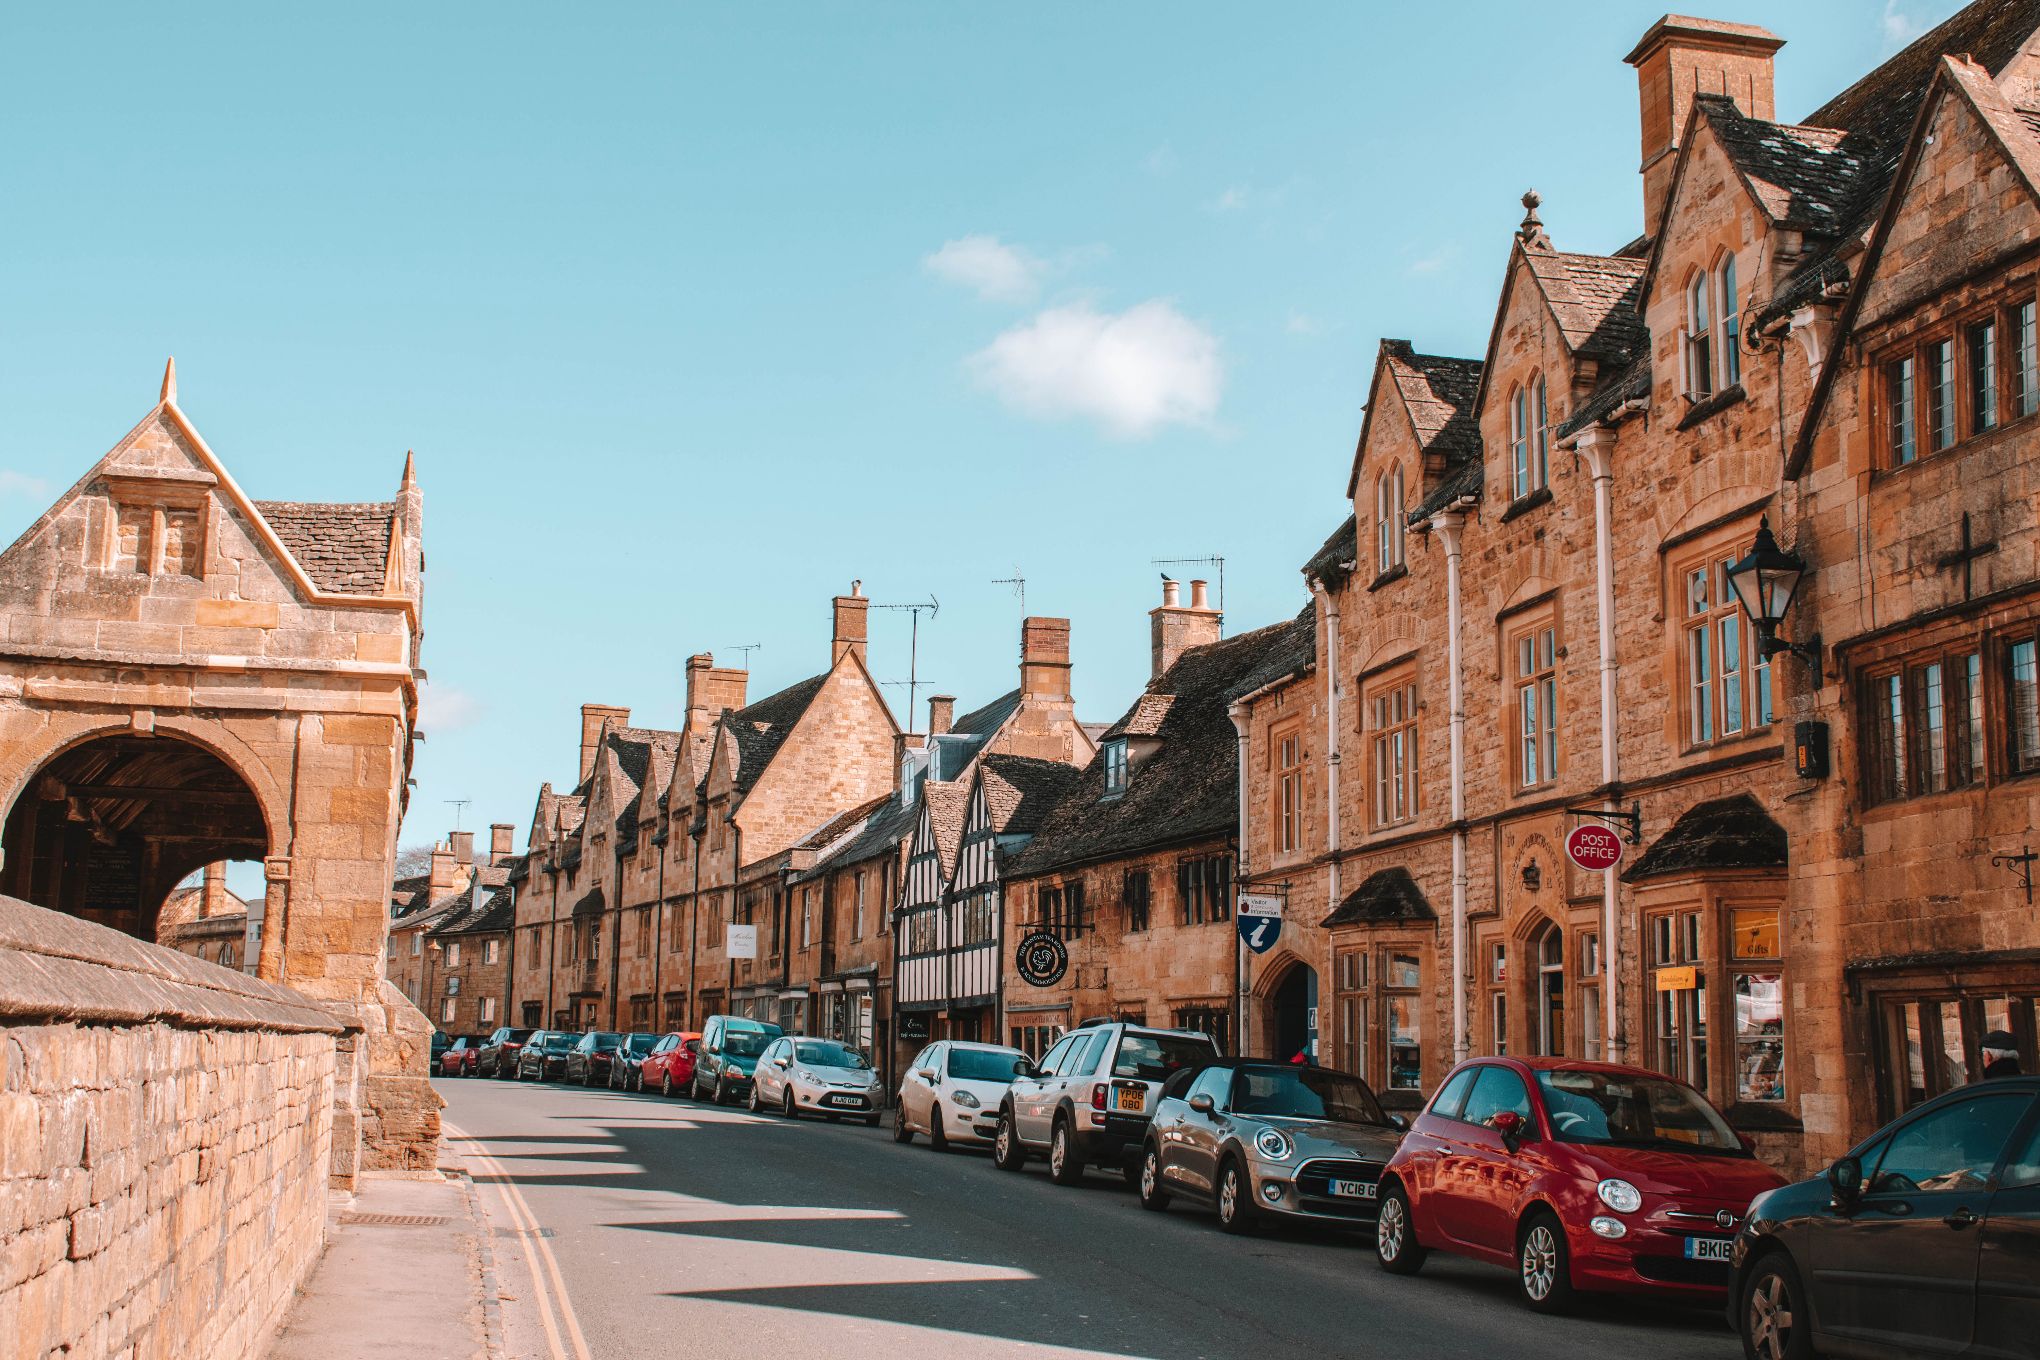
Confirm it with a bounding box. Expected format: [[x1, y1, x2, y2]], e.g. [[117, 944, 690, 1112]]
[[1565, 822, 1625, 872], [1014, 930, 1069, 988]]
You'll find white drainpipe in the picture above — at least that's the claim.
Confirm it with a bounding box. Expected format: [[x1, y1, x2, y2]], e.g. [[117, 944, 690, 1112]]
[[1227, 703, 1253, 1055], [1428, 501, 1473, 1064], [1576, 425, 1626, 1062], [1312, 579, 1343, 938]]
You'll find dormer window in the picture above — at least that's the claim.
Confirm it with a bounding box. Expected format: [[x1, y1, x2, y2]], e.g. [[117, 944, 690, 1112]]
[[101, 474, 211, 578], [1102, 739, 1129, 797], [1684, 254, 1741, 401], [1374, 464, 1405, 575], [1508, 378, 1549, 502]]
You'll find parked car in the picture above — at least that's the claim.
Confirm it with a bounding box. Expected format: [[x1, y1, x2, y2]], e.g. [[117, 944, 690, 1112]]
[[563, 1031, 624, 1086], [1727, 1075, 2039, 1360], [750, 1035, 883, 1123], [896, 1040, 1027, 1150], [437, 1035, 483, 1077], [607, 1032, 664, 1091], [478, 1026, 535, 1078], [692, 1015, 784, 1104], [516, 1030, 582, 1081], [640, 1032, 702, 1097], [1374, 1057, 1786, 1313], [1137, 1059, 1406, 1233], [430, 1030, 451, 1071], [993, 1020, 1220, 1184]]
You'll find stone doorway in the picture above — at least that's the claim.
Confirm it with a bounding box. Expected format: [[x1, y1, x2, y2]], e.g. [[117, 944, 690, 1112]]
[[1, 731, 270, 944], [1270, 960, 1319, 1062]]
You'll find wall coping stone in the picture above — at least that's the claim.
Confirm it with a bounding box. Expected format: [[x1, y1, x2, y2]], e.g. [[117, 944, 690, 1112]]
[[0, 894, 346, 1033]]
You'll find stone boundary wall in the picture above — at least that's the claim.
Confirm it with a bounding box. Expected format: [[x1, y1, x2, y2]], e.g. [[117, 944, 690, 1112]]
[[0, 895, 344, 1360]]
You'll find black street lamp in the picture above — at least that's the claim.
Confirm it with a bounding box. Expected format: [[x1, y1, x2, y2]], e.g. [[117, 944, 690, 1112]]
[[1726, 516, 1821, 683]]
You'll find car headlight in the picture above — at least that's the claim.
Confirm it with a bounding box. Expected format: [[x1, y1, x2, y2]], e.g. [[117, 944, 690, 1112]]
[[952, 1090, 980, 1109], [1597, 1178, 1643, 1214], [796, 1070, 817, 1084], [1254, 1129, 1294, 1161]]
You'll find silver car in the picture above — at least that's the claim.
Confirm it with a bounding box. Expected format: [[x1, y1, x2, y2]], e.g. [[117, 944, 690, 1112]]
[[895, 1040, 1027, 1150], [749, 1035, 883, 1124], [1138, 1059, 1406, 1233]]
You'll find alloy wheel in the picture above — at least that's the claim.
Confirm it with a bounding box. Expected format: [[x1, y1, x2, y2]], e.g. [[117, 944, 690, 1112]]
[[1051, 1126, 1066, 1177], [1747, 1270, 1795, 1360], [782, 1089, 796, 1119], [1378, 1197, 1407, 1261], [661, 1073, 673, 1097], [1521, 1223, 1560, 1302], [1217, 1166, 1240, 1225]]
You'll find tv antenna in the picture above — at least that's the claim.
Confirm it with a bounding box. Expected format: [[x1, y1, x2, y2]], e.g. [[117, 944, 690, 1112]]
[[871, 595, 940, 730], [991, 568, 1026, 612], [1152, 554, 1226, 628], [725, 643, 763, 667], [444, 798, 471, 832]]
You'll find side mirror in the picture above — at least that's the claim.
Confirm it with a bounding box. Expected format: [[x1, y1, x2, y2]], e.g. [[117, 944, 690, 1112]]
[[1390, 1114, 1410, 1132], [1827, 1157, 1862, 1212], [1188, 1093, 1216, 1115], [774, 1055, 790, 1068], [1013, 1059, 1036, 1079], [916, 1067, 938, 1083], [1490, 1110, 1525, 1151]]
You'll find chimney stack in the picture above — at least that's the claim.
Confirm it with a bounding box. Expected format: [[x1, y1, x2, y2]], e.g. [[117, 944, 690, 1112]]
[[450, 829, 474, 866], [1150, 578, 1221, 680], [684, 653, 749, 738], [927, 695, 955, 737], [832, 581, 869, 665], [200, 862, 228, 919], [428, 840, 460, 898], [1020, 616, 1072, 703], [1625, 16, 1782, 239], [490, 823, 515, 865], [578, 703, 630, 784]]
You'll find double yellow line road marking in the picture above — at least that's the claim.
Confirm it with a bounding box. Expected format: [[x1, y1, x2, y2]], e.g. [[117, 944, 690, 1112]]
[[445, 1119, 593, 1360]]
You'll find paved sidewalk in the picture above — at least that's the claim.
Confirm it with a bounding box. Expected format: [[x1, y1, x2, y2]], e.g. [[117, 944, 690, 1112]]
[[267, 1161, 502, 1360]]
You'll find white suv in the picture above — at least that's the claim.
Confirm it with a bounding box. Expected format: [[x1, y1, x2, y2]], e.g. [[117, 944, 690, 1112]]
[[993, 1020, 1220, 1185]]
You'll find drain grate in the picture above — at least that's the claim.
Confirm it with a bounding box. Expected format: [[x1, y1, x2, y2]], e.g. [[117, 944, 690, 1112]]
[[340, 1213, 450, 1227]]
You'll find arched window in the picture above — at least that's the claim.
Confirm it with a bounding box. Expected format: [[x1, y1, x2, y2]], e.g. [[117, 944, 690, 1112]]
[[1509, 378, 1550, 501], [1375, 464, 1404, 574], [1687, 271, 1714, 400], [1509, 385, 1530, 499], [1719, 253, 1741, 386]]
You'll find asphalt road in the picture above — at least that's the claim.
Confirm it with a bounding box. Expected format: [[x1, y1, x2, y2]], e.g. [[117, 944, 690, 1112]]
[[441, 1075, 1739, 1360]]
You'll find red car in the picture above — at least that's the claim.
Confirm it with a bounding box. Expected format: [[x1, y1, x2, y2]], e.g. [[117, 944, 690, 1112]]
[[638, 1032, 702, 1097], [438, 1035, 483, 1078], [1373, 1057, 1785, 1313]]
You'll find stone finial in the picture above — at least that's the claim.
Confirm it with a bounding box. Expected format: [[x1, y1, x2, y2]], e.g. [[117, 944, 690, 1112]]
[[400, 449, 417, 490], [1518, 190, 1551, 250], [160, 356, 178, 405]]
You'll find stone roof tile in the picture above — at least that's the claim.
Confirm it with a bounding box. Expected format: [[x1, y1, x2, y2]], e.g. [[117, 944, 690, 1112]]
[[252, 501, 395, 594]]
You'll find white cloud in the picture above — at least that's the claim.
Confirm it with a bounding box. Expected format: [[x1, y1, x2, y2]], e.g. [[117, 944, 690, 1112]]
[[966, 300, 1222, 439], [1286, 311, 1323, 337], [0, 470, 50, 501], [1143, 144, 1177, 177], [419, 682, 480, 733], [1209, 186, 1248, 213], [924, 234, 1045, 303], [1404, 246, 1454, 277], [1881, 1, 1928, 47]]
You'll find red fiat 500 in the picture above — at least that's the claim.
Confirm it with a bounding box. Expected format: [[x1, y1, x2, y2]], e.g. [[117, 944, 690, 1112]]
[[1374, 1057, 1786, 1313], [640, 1032, 702, 1097]]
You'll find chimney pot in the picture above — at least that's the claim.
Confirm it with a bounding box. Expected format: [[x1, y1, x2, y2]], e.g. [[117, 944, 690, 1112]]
[[1161, 578, 1181, 608], [1151, 577, 1222, 679], [1189, 579, 1210, 610]]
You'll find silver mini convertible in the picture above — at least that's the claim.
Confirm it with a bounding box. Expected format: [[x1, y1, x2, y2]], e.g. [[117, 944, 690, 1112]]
[[1138, 1059, 1407, 1233]]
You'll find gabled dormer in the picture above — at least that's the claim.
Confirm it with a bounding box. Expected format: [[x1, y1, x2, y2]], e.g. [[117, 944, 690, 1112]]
[[1347, 339, 1480, 582]]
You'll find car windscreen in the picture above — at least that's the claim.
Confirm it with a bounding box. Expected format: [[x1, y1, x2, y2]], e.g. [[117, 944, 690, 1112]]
[[1536, 1070, 1744, 1152], [1112, 1033, 1215, 1082], [589, 1032, 622, 1050], [722, 1030, 772, 1058], [948, 1048, 1024, 1081], [623, 1034, 659, 1055], [1228, 1067, 1392, 1126], [543, 1034, 581, 1051], [504, 1029, 534, 1043], [794, 1041, 867, 1069]]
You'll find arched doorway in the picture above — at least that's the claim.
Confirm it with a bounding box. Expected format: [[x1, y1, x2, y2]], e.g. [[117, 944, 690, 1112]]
[[1, 732, 269, 943], [1531, 919, 1566, 1057], [1271, 960, 1319, 1062]]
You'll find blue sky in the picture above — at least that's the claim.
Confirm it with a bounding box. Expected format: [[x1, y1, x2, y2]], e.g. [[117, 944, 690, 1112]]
[[1, 1, 1959, 866]]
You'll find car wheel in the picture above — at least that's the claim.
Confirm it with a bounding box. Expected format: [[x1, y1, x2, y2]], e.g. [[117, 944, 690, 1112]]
[[583, 1065, 596, 1087], [1375, 1182, 1426, 1275], [929, 1105, 949, 1152], [1048, 1117, 1085, 1185], [1740, 1252, 1814, 1360], [783, 1089, 799, 1120], [746, 1082, 761, 1113], [992, 1110, 1026, 1172], [1138, 1144, 1171, 1212], [715, 1077, 730, 1105], [1517, 1212, 1575, 1314], [892, 1102, 914, 1144], [661, 1072, 674, 1098], [1215, 1158, 1255, 1234]]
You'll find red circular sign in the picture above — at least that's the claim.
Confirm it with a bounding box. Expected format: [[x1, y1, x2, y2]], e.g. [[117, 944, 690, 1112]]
[[1565, 823, 1625, 872]]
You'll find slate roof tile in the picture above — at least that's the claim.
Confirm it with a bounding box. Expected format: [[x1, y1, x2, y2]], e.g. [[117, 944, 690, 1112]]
[[1381, 342, 1484, 462], [1624, 794, 1787, 882], [977, 754, 1085, 838], [252, 501, 395, 594], [1321, 866, 1437, 927]]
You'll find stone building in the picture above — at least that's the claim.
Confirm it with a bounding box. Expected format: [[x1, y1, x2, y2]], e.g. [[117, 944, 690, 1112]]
[[1000, 582, 1312, 1057], [157, 862, 253, 968], [0, 361, 436, 1177], [1260, 0, 2040, 1168]]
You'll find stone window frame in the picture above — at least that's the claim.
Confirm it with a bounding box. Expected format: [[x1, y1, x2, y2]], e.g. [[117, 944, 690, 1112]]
[[1680, 254, 1744, 402], [1101, 738, 1130, 798], [1330, 939, 1426, 1094], [1269, 717, 1307, 855], [1875, 287, 2040, 472], [1122, 868, 1151, 934], [1361, 660, 1420, 831], [1175, 853, 1232, 927], [1635, 878, 1791, 1116], [1507, 377, 1551, 503], [99, 477, 213, 578], [1500, 599, 1563, 794], [1374, 460, 1407, 577], [1666, 522, 1775, 754]]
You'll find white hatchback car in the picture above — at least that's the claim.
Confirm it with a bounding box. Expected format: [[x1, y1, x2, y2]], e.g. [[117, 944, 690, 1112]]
[[749, 1035, 883, 1123], [894, 1040, 1027, 1150]]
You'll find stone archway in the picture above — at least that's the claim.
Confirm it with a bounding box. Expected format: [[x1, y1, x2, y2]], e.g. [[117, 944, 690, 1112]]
[[1265, 957, 1319, 1062], [2, 730, 271, 944]]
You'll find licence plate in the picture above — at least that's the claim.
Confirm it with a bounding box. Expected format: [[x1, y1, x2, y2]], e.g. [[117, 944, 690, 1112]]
[[826, 1093, 863, 1106], [1113, 1087, 1145, 1113], [1684, 1236, 1733, 1262], [1329, 1179, 1377, 1200]]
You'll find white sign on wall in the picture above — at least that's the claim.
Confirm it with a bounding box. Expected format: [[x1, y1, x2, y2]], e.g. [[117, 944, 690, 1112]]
[[1238, 893, 1284, 918], [727, 924, 758, 959]]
